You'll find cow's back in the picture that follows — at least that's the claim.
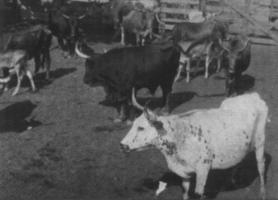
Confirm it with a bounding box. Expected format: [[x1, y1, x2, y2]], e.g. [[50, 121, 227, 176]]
[[174, 93, 268, 169], [93, 44, 180, 92]]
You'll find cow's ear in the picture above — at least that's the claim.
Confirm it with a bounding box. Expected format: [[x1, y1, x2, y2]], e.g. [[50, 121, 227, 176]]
[[143, 108, 157, 122], [151, 120, 167, 136]]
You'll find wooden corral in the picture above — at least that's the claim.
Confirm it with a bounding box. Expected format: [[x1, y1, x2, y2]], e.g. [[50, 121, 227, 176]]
[[157, 0, 222, 31], [154, 0, 278, 45]]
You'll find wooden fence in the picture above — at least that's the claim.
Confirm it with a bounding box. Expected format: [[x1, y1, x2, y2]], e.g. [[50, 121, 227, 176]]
[[158, 0, 222, 31]]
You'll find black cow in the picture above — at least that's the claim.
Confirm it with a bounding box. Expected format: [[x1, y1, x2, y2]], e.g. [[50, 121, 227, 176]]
[[5, 25, 52, 79], [76, 41, 180, 121], [47, 9, 86, 57], [17, 0, 86, 57], [220, 34, 251, 96]]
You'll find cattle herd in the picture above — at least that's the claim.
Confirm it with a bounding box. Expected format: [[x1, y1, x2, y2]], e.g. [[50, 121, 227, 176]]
[[0, 0, 270, 200]]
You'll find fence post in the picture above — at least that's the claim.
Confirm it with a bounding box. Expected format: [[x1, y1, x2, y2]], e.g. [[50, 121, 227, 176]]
[[199, 0, 207, 17]]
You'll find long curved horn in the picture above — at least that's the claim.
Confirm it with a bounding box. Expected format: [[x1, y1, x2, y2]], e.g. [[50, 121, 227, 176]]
[[155, 13, 166, 27], [131, 88, 144, 111], [62, 14, 70, 19], [75, 42, 90, 59], [0, 76, 11, 84], [78, 14, 86, 19]]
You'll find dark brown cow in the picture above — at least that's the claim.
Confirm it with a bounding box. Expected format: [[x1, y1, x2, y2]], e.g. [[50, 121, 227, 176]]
[[220, 34, 251, 96], [110, 0, 159, 45]]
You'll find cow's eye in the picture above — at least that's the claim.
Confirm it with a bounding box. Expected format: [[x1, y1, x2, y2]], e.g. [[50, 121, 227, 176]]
[[138, 127, 144, 131]]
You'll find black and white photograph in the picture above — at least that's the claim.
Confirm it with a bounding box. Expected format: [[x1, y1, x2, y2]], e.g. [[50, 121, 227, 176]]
[[0, 0, 277, 199]]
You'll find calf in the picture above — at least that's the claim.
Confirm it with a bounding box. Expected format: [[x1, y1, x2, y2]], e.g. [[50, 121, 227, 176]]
[[220, 34, 251, 96], [176, 38, 224, 82], [156, 19, 227, 82], [76, 41, 180, 121], [5, 25, 52, 79], [0, 50, 36, 95], [121, 91, 268, 200]]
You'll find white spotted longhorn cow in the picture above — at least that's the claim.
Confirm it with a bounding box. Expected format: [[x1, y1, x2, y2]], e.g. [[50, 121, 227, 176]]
[[121, 89, 268, 200]]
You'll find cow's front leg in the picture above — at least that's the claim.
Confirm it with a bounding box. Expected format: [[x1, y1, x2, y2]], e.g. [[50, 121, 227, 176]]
[[194, 163, 210, 199], [12, 68, 23, 96], [174, 62, 184, 82], [44, 50, 51, 80], [204, 55, 211, 79], [216, 55, 222, 73], [186, 58, 191, 83], [120, 25, 125, 45], [204, 42, 213, 79], [182, 179, 190, 200], [34, 55, 41, 74], [161, 85, 172, 115], [114, 102, 128, 123], [136, 33, 140, 46]]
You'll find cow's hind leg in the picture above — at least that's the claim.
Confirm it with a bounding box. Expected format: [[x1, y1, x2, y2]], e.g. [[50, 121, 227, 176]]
[[255, 146, 266, 200], [186, 59, 191, 83], [26, 70, 36, 92], [254, 111, 267, 200], [12, 66, 23, 96]]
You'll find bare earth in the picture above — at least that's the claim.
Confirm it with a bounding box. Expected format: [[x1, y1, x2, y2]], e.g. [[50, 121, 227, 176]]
[[0, 41, 277, 200]]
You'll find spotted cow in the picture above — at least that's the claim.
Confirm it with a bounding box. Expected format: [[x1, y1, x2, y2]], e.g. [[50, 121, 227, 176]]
[[121, 91, 268, 200]]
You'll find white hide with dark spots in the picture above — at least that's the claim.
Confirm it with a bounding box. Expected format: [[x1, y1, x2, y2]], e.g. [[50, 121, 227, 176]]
[[121, 92, 268, 200]]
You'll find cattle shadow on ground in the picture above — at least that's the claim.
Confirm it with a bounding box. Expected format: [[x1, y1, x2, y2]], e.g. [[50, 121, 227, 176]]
[[99, 91, 196, 121], [0, 100, 41, 133], [34, 67, 77, 89], [169, 91, 196, 112], [140, 152, 271, 198], [5, 68, 76, 91]]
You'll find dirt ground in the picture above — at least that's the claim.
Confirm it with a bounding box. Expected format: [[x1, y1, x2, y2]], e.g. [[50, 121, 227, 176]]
[[0, 36, 278, 200]]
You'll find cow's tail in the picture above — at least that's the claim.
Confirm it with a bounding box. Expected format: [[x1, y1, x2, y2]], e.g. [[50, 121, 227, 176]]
[[75, 42, 90, 59]]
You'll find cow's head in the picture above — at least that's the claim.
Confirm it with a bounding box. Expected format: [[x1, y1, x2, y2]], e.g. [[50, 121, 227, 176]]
[[62, 13, 86, 56], [120, 88, 165, 152], [220, 35, 250, 73]]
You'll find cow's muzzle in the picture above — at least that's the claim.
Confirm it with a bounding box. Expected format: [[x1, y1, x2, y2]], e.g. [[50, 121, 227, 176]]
[[120, 143, 130, 153]]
